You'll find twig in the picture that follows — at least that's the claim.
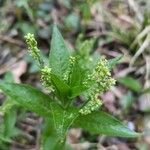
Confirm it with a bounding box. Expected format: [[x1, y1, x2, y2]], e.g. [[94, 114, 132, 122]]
[[130, 34, 150, 66], [126, 0, 143, 23], [144, 56, 150, 88], [0, 35, 24, 47], [130, 26, 150, 49]]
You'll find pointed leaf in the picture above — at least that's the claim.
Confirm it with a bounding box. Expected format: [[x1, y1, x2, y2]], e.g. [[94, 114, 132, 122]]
[[3, 109, 18, 138], [42, 108, 78, 150], [74, 111, 140, 138], [0, 81, 53, 117], [69, 86, 86, 98], [68, 60, 91, 98], [117, 76, 142, 92], [69, 61, 82, 87], [49, 25, 70, 77], [51, 74, 70, 94], [51, 73, 70, 104]]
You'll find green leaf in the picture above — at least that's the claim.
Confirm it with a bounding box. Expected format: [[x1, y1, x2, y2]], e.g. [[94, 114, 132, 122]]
[[49, 24, 70, 78], [74, 111, 140, 138], [42, 132, 65, 150], [107, 55, 123, 70], [69, 60, 83, 87], [68, 60, 92, 98], [0, 81, 53, 117], [0, 108, 20, 143], [51, 73, 70, 104], [69, 86, 86, 98], [51, 106, 78, 138], [117, 76, 142, 92], [0, 98, 17, 114], [41, 118, 65, 150], [3, 109, 18, 138], [51, 74, 70, 94], [41, 108, 78, 150]]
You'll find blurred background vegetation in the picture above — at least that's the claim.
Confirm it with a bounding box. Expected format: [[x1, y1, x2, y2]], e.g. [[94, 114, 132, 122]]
[[0, 0, 150, 149]]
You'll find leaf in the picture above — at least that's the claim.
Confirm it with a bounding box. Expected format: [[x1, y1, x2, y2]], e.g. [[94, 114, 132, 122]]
[[68, 60, 92, 98], [107, 55, 123, 70], [69, 86, 86, 98], [51, 74, 70, 94], [42, 132, 65, 150], [69, 61, 82, 87], [0, 108, 20, 144], [41, 108, 78, 150], [0, 98, 17, 114], [117, 76, 142, 92], [49, 24, 70, 78], [74, 111, 140, 138], [0, 72, 18, 115], [41, 118, 65, 150], [0, 81, 53, 117], [3, 109, 19, 138], [51, 73, 70, 104]]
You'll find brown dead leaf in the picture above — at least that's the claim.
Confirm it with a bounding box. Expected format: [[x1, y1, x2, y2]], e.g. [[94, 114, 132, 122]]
[[67, 128, 82, 144], [11, 60, 27, 83]]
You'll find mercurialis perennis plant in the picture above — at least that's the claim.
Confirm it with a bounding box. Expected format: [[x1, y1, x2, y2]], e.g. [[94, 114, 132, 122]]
[[0, 25, 140, 150]]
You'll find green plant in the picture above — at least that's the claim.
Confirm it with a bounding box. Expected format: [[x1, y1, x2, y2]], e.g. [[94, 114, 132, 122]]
[[0, 25, 140, 150], [0, 72, 21, 150]]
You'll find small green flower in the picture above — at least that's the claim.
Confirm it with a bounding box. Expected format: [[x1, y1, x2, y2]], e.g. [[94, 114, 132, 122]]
[[69, 56, 76, 65], [24, 33, 43, 66], [80, 57, 115, 115], [41, 66, 54, 92], [63, 56, 76, 82], [90, 57, 116, 93], [79, 93, 102, 115]]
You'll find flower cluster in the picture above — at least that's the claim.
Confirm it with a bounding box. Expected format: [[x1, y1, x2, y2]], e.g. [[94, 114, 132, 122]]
[[24, 33, 42, 66], [69, 56, 76, 65], [79, 93, 102, 115], [63, 56, 76, 82], [83, 58, 116, 93], [92, 57, 116, 93], [41, 66, 54, 92], [80, 58, 116, 115]]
